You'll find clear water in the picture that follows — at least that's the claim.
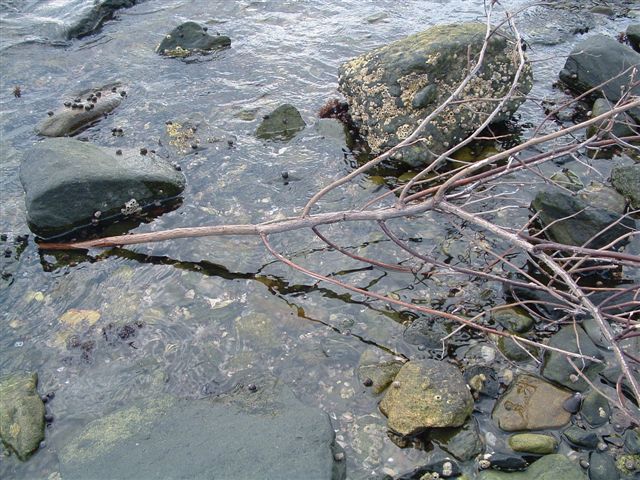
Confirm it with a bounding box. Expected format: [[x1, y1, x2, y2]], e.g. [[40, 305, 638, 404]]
[[0, 1, 637, 478]]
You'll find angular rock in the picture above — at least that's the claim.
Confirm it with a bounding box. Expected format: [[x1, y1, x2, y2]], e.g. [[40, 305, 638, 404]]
[[338, 23, 533, 167], [36, 84, 124, 137], [550, 169, 584, 193], [493, 374, 573, 431], [428, 419, 484, 461], [564, 425, 599, 449], [627, 24, 640, 53], [58, 377, 344, 480], [492, 306, 534, 334], [541, 325, 603, 392], [589, 452, 619, 480], [577, 182, 627, 215], [478, 454, 586, 480], [586, 98, 637, 140], [508, 433, 558, 454], [581, 390, 611, 427], [559, 35, 640, 122], [531, 188, 636, 249], [611, 164, 640, 210], [379, 360, 473, 436], [625, 428, 640, 454], [396, 459, 461, 479], [20, 138, 185, 239], [497, 335, 538, 363], [256, 104, 306, 141], [0, 372, 45, 461], [357, 348, 403, 395], [67, 0, 140, 39], [156, 22, 230, 57]]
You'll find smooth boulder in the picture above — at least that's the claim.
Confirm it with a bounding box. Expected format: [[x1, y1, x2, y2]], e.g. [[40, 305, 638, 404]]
[[256, 104, 306, 141], [338, 22, 533, 167], [20, 138, 185, 239], [379, 359, 473, 436], [156, 22, 230, 57]]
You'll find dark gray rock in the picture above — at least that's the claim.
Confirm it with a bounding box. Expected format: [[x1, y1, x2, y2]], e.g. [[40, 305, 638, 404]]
[[338, 23, 533, 167], [564, 425, 599, 449], [589, 452, 620, 480], [624, 428, 640, 454], [36, 84, 124, 137], [20, 138, 185, 239], [559, 35, 640, 122], [627, 24, 640, 53], [156, 22, 230, 57], [396, 459, 461, 479], [357, 348, 403, 395], [611, 164, 640, 210], [256, 104, 306, 141], [530, 188, 636, 249], [428, 419, 484, 461], [492, 306, 534, 333], [577, 182, 627, 215], [58, 378, 345, 480], [541, 325, 603, 392], [586, 98, 638, 140], [581, 390, 611, 427], [497, 335, 538, 363], [0, 372, 45, 461], [67, 0, 140, 39], [379, 359, 474, 436], [478, 454, 586, 480]]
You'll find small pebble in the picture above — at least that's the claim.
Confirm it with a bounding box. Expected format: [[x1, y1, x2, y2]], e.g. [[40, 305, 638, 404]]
[[580, 458, 589, 469], [112, 87, 117, 92], [115, 149, 122, 156], [39, 441, 46, 449], [281, 171, 289, 179], [563, 393, 582, 413], [596, 441, 607, 452], [46, 392, 55, 401], [333, 452, 344, 461], [392, 381, 401, 389], [478, 459, 491, 470], [120, 90, 127, 97], [363, 378, 373, 387], [247, 383, 257, 392], [44, 414, 54, 423], [47, 111, 54, 116], [140, 148, 148, 155]]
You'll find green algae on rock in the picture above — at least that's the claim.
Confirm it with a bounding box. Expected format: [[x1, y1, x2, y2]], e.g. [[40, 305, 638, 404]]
[[338, 22, 533, 167], [256, 104, 306, 141], [508, 433, 558, 455], [156, 22, 230, 57]]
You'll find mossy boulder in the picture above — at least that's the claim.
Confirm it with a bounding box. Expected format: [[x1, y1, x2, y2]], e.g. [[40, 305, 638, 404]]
[[338, 22, 533, 167], [156, 22, 230, 57], [0, 372, 45, 461], [256, 104, 306, 141]]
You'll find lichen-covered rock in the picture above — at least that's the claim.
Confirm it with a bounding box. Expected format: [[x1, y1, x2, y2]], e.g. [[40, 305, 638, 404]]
[[508, 433, 558, 454], [256, 104, 306, 141], [379, 360, 473, 436], [20, 138, 185, 239], [338, 22, 533, 167], [156, 22, 230, 57], [493, 374, 572, 431], [36, 84, 125, 137], [478, 454, 586, 480], [0, 372, 45, 461], [611, 164, 640, 210]]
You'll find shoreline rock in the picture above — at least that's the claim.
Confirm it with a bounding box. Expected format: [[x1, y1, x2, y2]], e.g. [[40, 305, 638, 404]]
[[156, 22, 230, 58]]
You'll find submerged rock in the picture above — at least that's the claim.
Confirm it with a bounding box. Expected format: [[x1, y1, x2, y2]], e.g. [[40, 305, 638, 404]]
[[256, 104, 306, 141], [20, 138, 185, 239], [67, 0, 141, 39], [493, 374, 572, 431], [563, 425, 599, 449], [508, 433, 558, 454], [478, 454, 586, 480], [492, 306, 534, 334], [626, 24, 640, 53], [428, 419, 484, 461], [611, 164, 640, 210], [586, 98, 637, 140], [58, 377, 344, 480], [357, 348, 403, 395], [589, 452, 620, 480], [581, 390, 611, 427], [531, 188, 636, 249], [36, 84, 124, 137], [379, 359, 473, 436], [156, 22, 231, 57], [559, 35, 640, 122], [0, 372, 45, 461], [338, 22, 532, 167]]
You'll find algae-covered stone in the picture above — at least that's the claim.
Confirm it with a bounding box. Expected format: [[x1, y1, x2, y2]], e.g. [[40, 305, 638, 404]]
[[611, 164, 640, 210], [563, 425, 599, 449], [493, 374, 572, 431], [379, 359, 473, 436], [581, 390, 610, 427], [550, 169, 584, 193], [478, 454, 586, 480], [156, 22, 230, 57], [492, 306, 534, 334], [508, 433, 558, 454], [0, 372, 45, 461], [357, 348, 403, 394], [256, 104, 306, 141], [20, 138, 185, 239], [338, 22, 533, 167], [589, 452, 619, 480]]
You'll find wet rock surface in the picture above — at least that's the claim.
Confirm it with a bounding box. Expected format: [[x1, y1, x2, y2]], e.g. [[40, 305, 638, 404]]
[[628, 24, 640, 52], [493, 374, 573, 431], [67, 0, 141, 39], [428, 419, 484, 461], [156, 21, 231, 57], [256, 104, 306, 141], [379, 359, 473, 436], [589, 451, 620, 480], [20, 138, 185, 238], [58, 377, 345, 480], [35, 84, 125, 137], [338, 22, 532, 167], [357, 348, 404, 395], [611, 164, 640, 210], [0, 372, 45, 461], [586, 98, 638, 140], [478, 453, 586, 480], [508, 433, 558, 454], [492, 307, 534, 334]]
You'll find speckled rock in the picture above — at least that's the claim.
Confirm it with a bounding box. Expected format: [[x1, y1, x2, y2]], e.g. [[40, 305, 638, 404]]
[[589, 452, 619, 480], [0, 372, 45, 461], [611, 164, 640, 210], [156, 22, 230, 57], [36, 84, 124, 137], [478, 454, 586, 480], [338, 23, 533, 167], [508, 433, 558, 454], [493, 374, 572, 431], [256, 104, 306, 141], [379, 360, 473, 436]]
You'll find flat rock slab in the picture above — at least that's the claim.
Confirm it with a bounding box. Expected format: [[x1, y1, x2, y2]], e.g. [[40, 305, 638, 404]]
[[58, 378, 344, 480], [493, 374, 572, 431], [36, 84, 126, 137], [20, 138, 185, 239], [156, 21, 230, 57], [478, 454, 586, 480]]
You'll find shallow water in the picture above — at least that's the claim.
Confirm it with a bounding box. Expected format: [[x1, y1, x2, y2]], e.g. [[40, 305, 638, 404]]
[[0, 1, 638, 478]]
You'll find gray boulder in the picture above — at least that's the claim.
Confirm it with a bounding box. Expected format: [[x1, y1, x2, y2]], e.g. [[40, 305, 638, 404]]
[[20, 138, 185, 239], [338, 22, 533, 167], [0, 372, 45, 461], [611, 164, 640, 209], [559, 35, 640, 122], [58, 378, 344, 480], [379, 359, 474, 436], [67, 0, 141, 39], [36, 84, 125, 137], [156, 22, 230, 57], [478, 454, 586, 480], [627, 24, 640, 53], [586, 98, 637, 140], [256, 104, 306, 141], [531, 188, 636, 249]]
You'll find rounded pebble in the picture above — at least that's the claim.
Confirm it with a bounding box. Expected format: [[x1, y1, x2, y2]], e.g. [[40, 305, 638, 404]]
[[247, 383, 257, 392], [363, 378, 373, 387]]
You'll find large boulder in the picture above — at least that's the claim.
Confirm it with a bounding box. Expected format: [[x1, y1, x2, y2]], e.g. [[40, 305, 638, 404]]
[[36, 84, 125, 137], [156, 22, 230, 58], [559, 35, 640, 122], [379, 359, 474, 436], [20, 138, 185, 239], [0, 372, 45, 461], [67, 0, 141, 39], [338, 22, 533, 167]]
